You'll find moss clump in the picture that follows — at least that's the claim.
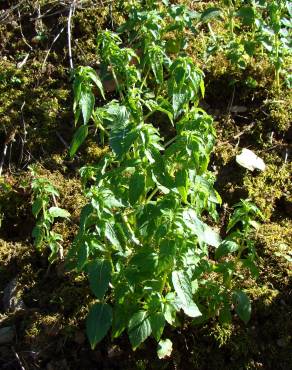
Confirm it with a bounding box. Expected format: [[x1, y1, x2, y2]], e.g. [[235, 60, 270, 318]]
[[244, 162, 291, 218], [210, 323, 233, 347], [24, 313, 62, 344], [257, 220, 292, 286], [266, 92, 292, 132]]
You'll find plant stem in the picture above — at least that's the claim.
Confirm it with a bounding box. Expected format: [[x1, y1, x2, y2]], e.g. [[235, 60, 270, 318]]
[[146, 187, 159, 203]]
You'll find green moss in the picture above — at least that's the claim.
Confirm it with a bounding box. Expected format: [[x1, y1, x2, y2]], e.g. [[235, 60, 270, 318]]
[[210, 322, 233, 347], [266, 92, 292, 132], [244, 162, 291, 218]]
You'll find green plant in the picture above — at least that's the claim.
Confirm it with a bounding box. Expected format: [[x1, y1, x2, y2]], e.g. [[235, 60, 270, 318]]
[[254, 0, 292, 90], [30, 167, 70, 262], [201, 0, 292, 87], [67, 2, 263, 357]]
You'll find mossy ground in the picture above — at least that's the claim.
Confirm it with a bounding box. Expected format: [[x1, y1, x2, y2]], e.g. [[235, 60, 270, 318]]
[[0, 1, 291, 369]]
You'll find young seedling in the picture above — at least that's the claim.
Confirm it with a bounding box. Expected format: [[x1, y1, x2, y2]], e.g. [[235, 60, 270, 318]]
[[30, 166, 70, 262]]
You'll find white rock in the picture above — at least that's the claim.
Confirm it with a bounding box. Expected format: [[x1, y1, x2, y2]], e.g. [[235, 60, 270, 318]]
[[236, 148, 266, 171]]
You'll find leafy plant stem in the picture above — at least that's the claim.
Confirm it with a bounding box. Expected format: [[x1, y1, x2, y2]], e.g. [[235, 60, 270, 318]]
[[146, 187, 159, 203], [164, 135, 177, 148]]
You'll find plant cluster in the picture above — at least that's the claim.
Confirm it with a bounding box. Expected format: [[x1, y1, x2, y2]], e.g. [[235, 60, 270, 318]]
[[30, 166, 70, 262], [201, 0, 292, 89], [60, 2, 264, 357]]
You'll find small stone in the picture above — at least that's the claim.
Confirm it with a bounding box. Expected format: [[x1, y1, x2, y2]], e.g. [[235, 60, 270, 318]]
[[236, 148, 266, 171], [277, 338, 288, 348], [74, 331, 85, 345], [0, 326, 15, 344], [230, 105, 247, 113]]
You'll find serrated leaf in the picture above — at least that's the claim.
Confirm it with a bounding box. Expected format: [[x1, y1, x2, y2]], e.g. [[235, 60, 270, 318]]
[[105, 222, 121, 250], [87, 259, 112, 299], [128, 311, 152, 349], [157, 338, 173, 359], [70, 125, 88, 158], [232, 290, 251, 324], [86, 68, 105, 99], [48, 207, 70, 219], [32, 197, 43, 217], [80, 89, 95, 125], [175, 169, 188, 203], [150, 312, 165, 341], [110, 125, 138, 157], [86, 303, 112, 349], [172, 270, 202, 318], [129, 172, 145, 205], [215, 240, 239, 260], [32, 225, 44, 248], [183, 209, 221, 247]]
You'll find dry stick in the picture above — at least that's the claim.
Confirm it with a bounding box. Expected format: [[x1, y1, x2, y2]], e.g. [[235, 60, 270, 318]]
[[19, 101, 27, 166], [17, 9, 33, 51], [227, 85, 236, 114], [0, 0, 25, 22], [67, 0, 77, 71], [0, 129, 17, 176], [56, 131, 70, 149], [42, 26, 65, 72], [0, 146, 7, 177], [11, 347, 26, 370]]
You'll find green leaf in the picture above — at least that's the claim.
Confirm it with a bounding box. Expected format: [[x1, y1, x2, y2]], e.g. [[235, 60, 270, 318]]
[[105, 222, 121, 250], [48, 207, 70, 219], [32, 225, 44, 248], [157, 338, 173, 359], [32, 197, 43, 217], [129, 172, 145, 205], [219, 306, 232, 324], [87, 259, 112, 299], [183, 209, 221, 247], [172, 270, 201, 318], [86, 68, 105, 99], [200, 7, 222, 23], [232, 290, 251, 324], [128, 311, 152, 350], [80, 89, 95, 125], [150, 312, 165, 341], [69, 125, 88, 158], [215, 240, 239, 260], [237, 6, 255, 26], [86, 303, 112, 349], [175, 169, 188, 203], [110, 124, 138, 157]]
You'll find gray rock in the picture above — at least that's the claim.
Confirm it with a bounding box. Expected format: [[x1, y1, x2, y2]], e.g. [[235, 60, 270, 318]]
[[3, 277, 26, 312], [0, 326, 14, 344]]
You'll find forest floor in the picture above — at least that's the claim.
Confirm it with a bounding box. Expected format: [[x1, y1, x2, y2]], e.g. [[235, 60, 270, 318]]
[[0, 1, 291, 369]]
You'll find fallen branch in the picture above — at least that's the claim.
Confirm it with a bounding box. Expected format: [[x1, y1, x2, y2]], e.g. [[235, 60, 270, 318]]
[[67, 0, 77, 71]]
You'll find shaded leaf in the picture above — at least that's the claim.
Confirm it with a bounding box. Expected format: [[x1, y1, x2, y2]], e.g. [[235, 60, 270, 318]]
[[32, 198, 43, 217], [232, 290, 251, 324], [86, 303, 112, 349], [70, 125, 88, 158], [215, 240, 239, 260], [128, 311, 152, 349], [87, 259, 112, 299], [200, 7, 222, 23], [150, 312, 165, 341], [129, 172, 145, 205]]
